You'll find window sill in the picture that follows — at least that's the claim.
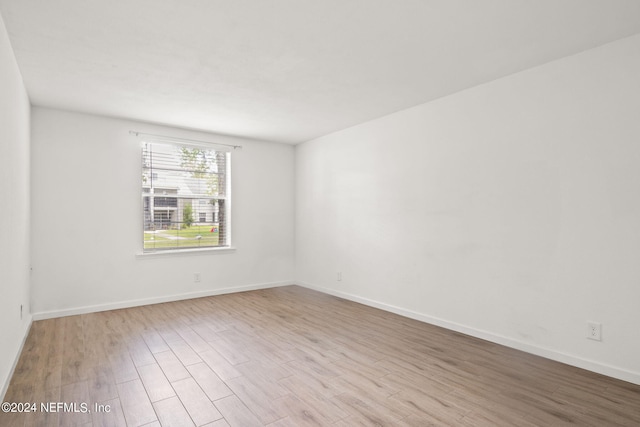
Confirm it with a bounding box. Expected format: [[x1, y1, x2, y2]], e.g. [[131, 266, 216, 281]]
[[136, 246, 236, 259]]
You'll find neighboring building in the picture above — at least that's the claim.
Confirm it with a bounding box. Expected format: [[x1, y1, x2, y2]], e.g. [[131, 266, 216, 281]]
[[142, 144, 221, 231], [143, 179, 219, 230]]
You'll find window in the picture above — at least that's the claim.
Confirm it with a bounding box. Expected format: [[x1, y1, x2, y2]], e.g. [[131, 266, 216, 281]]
[[142, 140, 230, 252]]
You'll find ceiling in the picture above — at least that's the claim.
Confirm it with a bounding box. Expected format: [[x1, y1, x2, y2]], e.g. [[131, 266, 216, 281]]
[[1, 1, 640, 144]]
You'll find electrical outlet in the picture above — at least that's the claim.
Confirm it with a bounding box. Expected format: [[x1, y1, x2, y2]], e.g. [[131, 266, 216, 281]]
[[587, 321, 602, 341], [337, 272, 342, 281], [20, 304, 23, 320], [194, 273, 201, 283]]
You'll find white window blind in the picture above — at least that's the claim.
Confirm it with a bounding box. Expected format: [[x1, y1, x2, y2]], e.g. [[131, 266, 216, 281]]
[[142, 140, 230, 252]]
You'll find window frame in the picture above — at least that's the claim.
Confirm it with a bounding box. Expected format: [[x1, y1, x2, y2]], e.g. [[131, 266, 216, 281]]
[[140, 138, 232, 254]]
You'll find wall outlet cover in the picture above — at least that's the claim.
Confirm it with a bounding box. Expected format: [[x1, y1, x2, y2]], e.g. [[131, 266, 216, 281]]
[[587, 321, 602, 341]]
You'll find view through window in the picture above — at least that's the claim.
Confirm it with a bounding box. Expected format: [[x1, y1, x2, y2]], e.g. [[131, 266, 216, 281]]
[[142, 140, 230, 251]]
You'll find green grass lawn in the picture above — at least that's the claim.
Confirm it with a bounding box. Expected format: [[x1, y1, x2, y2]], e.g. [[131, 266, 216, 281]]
[[144, 225, 220, 250]]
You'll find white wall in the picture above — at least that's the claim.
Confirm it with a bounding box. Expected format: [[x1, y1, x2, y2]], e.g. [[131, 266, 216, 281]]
[[0, 14, 31, 398], [296, 34, 640, 384], [31, 108, 295, 317]]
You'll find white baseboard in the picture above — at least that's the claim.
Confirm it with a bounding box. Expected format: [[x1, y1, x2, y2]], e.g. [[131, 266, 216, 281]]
[[32, 281, 292, 321], [1, 315, 33, 401], [297, 281, 640, 386]]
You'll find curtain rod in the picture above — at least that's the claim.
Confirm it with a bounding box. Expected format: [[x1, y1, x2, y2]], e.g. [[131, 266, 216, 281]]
[[129, 131, 243, 150]]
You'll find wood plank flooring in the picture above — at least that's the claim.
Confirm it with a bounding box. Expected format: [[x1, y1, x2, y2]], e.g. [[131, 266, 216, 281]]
[[1, 285, 639, 426]]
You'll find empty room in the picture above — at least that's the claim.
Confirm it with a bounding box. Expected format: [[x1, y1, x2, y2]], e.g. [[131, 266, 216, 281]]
[[1, 1, 639, 426]]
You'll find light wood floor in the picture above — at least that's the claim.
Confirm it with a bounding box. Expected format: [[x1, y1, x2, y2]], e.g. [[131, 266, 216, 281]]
[[2, 286, 639, 426]]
